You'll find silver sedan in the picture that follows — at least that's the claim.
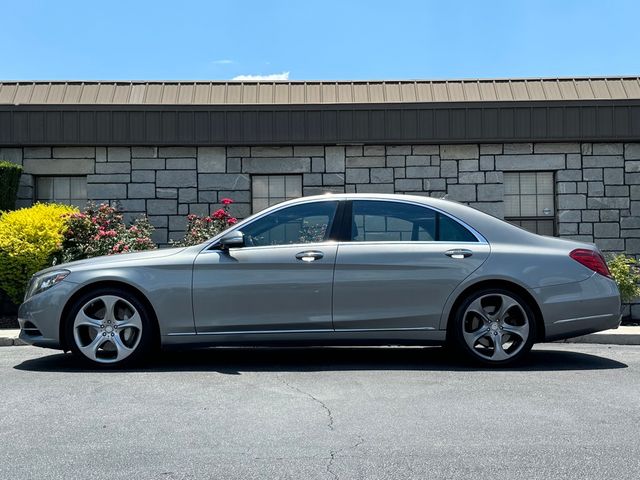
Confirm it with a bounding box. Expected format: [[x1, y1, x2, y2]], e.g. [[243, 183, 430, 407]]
[[19, 194, 621, 367]]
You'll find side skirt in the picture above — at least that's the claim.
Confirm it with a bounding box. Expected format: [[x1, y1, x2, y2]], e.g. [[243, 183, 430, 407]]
[[161, 328, 447, 349]]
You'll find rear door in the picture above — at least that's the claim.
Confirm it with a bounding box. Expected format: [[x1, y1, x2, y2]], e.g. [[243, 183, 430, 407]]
[[332, 199, 490, 331]]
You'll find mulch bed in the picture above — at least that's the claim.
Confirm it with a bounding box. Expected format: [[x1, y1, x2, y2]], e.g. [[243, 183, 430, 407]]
[[0, 315, 19, 329]]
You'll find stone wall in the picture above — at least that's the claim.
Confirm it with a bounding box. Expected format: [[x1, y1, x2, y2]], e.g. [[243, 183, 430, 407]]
[[1, 142, 639, 257]]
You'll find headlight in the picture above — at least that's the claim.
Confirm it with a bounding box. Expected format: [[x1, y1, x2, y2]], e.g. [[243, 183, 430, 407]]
[[24, 270, 70, 301]]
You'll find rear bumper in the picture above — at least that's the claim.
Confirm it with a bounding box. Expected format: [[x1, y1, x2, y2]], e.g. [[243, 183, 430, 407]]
[[531, 273, 621, 341], [544, 313, 621, 342]]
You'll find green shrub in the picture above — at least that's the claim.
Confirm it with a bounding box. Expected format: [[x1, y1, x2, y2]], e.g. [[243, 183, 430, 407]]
[[0, 161, 23, 212], [58, 202, 156, 263], [0, 203, 76, 304], [607, 253, 640, 304]]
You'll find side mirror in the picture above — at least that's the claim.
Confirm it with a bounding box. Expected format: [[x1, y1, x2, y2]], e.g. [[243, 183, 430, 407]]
[[219, 230, 245, 249]]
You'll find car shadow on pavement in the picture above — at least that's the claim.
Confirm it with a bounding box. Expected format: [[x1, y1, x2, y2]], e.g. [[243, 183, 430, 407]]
[[14, 345, 627, 373]]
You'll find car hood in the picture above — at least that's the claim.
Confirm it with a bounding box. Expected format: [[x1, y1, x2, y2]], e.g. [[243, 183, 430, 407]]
[[38, 247, 188, 275]]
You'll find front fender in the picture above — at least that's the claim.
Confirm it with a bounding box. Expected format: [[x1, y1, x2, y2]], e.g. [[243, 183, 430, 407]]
[[64, 264, 195, 336]]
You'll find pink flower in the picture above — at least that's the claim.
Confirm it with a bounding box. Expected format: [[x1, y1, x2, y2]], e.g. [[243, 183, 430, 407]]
[[221, 198, 233, 205], [228, 217, 238, 225], [212, 209, 227, 219]]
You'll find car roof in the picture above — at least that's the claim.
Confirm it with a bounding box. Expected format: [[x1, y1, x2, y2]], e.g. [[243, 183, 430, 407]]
[[279, 193, 480, 218], [280, 192, 455, 207]]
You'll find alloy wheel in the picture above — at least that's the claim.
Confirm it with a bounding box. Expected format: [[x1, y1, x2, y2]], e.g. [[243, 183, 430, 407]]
[[461, 293, 530, 362], [72, 295, 143, 364]]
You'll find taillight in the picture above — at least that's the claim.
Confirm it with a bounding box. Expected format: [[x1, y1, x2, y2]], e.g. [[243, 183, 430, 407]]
[[569, 249, 612, 278]]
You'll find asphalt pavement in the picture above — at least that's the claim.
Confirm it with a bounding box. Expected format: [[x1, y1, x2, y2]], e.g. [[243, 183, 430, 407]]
[[1, 344, 640, 479]]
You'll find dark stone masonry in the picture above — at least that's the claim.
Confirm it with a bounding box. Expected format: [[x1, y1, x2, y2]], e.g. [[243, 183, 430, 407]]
[[1, 142, 639, 255]]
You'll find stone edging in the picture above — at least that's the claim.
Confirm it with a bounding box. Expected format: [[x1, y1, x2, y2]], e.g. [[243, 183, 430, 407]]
[[0, 331, 26, 347]]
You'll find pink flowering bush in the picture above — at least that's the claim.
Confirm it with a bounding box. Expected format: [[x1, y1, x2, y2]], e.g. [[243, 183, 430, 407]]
[[58, 203, 155, 263], [171, 198, 237, 247]]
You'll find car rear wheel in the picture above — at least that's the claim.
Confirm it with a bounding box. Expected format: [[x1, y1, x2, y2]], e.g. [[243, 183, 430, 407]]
[[451, 288, 536, 366], [65, 288, 154, 368]]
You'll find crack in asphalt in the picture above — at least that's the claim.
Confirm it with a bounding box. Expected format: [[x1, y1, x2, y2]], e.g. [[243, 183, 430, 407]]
[[326, 449, 339, 479], [327, 435, 366, 479], [279, 376, 335, 431], [279, 376, 366, 479], [351, 434, 365, 451]]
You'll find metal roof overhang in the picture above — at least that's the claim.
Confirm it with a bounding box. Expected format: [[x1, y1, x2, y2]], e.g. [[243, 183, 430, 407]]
[[1, 100, 639, 146]]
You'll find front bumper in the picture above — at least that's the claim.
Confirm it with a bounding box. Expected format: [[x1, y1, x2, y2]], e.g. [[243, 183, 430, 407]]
[[532, 273, 621, 341], [18, 280, 79, 350]]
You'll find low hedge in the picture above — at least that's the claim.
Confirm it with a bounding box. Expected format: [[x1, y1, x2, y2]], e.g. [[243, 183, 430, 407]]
[[0, 161, 22, 212]]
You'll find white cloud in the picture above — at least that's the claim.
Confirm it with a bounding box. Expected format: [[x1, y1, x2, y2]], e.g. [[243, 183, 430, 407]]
[[232, 71, 290, 81], [212, 59, 234, 65]]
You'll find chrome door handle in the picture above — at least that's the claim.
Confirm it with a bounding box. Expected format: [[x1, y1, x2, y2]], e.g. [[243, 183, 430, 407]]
[[295, 250, 324, 262], [444, 248, 473, 259]]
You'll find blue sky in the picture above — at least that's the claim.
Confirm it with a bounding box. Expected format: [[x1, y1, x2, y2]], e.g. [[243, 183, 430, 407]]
[[2, 0, 639, 81]]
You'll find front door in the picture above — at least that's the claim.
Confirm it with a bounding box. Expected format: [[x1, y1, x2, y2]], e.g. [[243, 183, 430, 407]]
[[192, 200, 340, 333], [332, 200, 490, 331]]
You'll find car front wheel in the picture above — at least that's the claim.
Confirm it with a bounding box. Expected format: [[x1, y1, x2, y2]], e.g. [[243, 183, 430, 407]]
[[451, 288, 537, 366], [65, 288, 154, 367]]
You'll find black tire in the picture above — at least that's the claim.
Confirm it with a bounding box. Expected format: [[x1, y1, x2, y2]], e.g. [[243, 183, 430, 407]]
[[449, 288, 537, 367], [65, 287, 156, 368]]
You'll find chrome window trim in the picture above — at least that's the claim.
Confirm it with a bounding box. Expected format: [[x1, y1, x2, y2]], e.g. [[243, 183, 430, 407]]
[[200, 195, 488, 252], [200, 241, 339, 254]]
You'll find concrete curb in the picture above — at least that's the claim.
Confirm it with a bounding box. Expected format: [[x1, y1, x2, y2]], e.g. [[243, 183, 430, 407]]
[[0, 330, 27, 347], [1, 327, 639, 347], [559, 326, 640, 346]]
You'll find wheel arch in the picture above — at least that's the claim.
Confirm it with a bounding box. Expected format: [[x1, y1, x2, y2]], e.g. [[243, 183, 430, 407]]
[[444, 279, 545, 342], [59, 280, 161, 352]]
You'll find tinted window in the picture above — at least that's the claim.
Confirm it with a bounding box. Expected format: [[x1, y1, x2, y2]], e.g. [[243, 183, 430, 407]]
[[242, 201, 338, 247], [351, 201, 478, 243], [438, 214, 478, 242]]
